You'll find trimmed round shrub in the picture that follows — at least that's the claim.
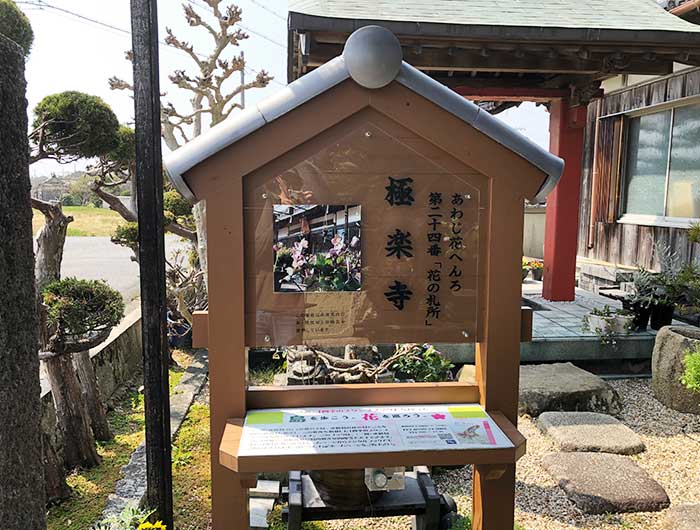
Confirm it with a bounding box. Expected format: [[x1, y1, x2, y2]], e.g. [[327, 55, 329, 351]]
[[43, 278, 124, 338], [112, 222, 139, 253], [163, 189, 192, 218], [32, 91, 120, 159]]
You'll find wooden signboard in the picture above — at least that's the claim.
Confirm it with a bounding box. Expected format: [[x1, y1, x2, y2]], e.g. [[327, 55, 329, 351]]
[[166, 25, 563, 530], [245, 120, 483, 347]]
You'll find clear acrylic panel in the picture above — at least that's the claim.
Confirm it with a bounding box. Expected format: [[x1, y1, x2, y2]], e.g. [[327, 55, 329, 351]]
[[667, 104, 700, 218], [623, 110, 671, 216], [243, 121, 484, 347]]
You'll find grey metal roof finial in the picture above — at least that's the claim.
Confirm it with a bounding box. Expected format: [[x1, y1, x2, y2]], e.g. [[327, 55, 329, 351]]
[[342, 25, 403, 89]]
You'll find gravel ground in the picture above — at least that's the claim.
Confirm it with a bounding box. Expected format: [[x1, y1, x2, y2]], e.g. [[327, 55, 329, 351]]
[[325, 379, 700, 530]]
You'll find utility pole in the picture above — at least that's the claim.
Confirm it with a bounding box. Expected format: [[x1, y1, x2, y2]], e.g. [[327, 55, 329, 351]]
[[130, 0, 173, 526]]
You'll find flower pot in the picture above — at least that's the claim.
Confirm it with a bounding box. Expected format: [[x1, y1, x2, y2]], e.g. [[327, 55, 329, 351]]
[[531, 268, 543, 281], [650, 303, 675, 330], [609, 314, 634, 334], [622, 299, 651, 332], [588, 314, 633, 334], [522, 269, 529, 281]]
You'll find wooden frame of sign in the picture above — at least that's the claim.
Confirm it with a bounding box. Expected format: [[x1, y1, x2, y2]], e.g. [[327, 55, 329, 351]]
[[182, 80, 551, 530]]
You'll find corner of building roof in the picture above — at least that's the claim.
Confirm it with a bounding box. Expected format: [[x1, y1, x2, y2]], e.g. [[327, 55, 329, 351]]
[[395, 61, 563, 201]]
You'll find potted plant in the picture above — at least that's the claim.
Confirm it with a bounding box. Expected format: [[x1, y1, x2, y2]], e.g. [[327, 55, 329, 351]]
[[521, 258, 530, 282], [528, 260, 544, 281], [648, 273, 678, 330], [582, 305, 634, 345], [673, 263, 700, 324], [622, 268, 654, 331]]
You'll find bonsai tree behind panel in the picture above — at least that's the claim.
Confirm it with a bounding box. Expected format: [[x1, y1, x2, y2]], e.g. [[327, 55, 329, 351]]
[[42, 278, 124, 467]]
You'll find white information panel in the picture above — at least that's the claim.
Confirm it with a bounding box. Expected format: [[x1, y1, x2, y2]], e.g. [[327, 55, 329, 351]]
[[238, 403, 513, 456]]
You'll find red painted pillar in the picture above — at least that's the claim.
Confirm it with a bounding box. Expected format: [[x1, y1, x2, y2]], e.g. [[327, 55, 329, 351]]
[[542, 100, 586, 301]]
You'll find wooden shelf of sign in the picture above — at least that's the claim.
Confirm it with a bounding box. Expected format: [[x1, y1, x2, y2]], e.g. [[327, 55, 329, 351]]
[[246, 381, 480, 409], [219, 410, 526, 474]]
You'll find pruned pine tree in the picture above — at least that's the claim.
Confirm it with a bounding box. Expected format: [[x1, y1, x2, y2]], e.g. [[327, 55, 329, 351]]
[[40, 279, 124, 468], [30, 91, 120, 298], [108, 0, 272, 283]]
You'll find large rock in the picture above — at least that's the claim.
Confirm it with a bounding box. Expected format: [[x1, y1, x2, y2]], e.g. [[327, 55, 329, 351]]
[[652, 326, 700, 413], [537, 412, 645, 455], [519, 363, 622, 416], [456, 364, 476, 382], [541, 453, 670, 514], [661, 505, 700, 530]]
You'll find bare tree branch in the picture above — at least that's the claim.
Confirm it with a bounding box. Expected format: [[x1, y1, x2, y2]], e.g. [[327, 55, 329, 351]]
[[40, 327, 113, 358], [89, 180, 197, 242], [165, 27, 206, 70], [31, 197, 75, 225]]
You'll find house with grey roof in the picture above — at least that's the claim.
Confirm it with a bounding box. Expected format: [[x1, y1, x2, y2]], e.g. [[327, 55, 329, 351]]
[[286, 0, 700, 299]]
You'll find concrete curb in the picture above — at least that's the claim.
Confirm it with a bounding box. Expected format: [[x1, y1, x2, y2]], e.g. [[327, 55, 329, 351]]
[[99, 348, 209, 521]]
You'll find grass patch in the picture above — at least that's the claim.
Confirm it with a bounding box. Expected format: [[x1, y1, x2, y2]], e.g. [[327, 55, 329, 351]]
[[249, 361, 285, 386], [33, 206, 122, 237], [172, 403, 212, 530], [268, 505, 325, 530], [450, 515, 526, 530], [46, 387, 145, 530], [47, 352, 194, 530]]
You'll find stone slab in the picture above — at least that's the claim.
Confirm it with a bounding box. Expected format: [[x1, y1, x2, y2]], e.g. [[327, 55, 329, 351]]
[[541, 453, 670, 514], [661, 504, 700, 530], [537, 412, 645, 455], [250, 479, 280, 499], [519, 362, 622, 416], [250, 497, 275, 529]]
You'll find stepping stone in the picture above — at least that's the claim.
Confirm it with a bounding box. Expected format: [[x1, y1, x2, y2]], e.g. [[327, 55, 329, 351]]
[[250, 479, 280, 499], [249, 497, 275, 529], [537, 412, 645, 455], [519, 362, 622, 416], [661, 505, 700, 530], [541, 453, 669, 514]]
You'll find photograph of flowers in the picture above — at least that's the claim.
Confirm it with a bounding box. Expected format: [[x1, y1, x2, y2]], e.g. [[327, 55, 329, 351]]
[[272, 204, 361, 293]]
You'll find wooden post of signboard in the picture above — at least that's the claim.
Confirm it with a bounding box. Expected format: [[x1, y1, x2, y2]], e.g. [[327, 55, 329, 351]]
[[472, 180, 524, 530], [207, 184, 249, 529]]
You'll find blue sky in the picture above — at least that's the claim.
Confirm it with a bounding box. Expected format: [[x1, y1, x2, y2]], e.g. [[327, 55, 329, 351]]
[[20, 0, 548, 177]]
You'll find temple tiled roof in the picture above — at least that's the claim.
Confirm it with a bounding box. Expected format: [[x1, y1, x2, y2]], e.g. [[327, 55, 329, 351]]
[[289, 0, 700, 33]]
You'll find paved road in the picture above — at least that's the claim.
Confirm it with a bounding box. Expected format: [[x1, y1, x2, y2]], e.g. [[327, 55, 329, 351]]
[[59, 235, 188, 303]]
